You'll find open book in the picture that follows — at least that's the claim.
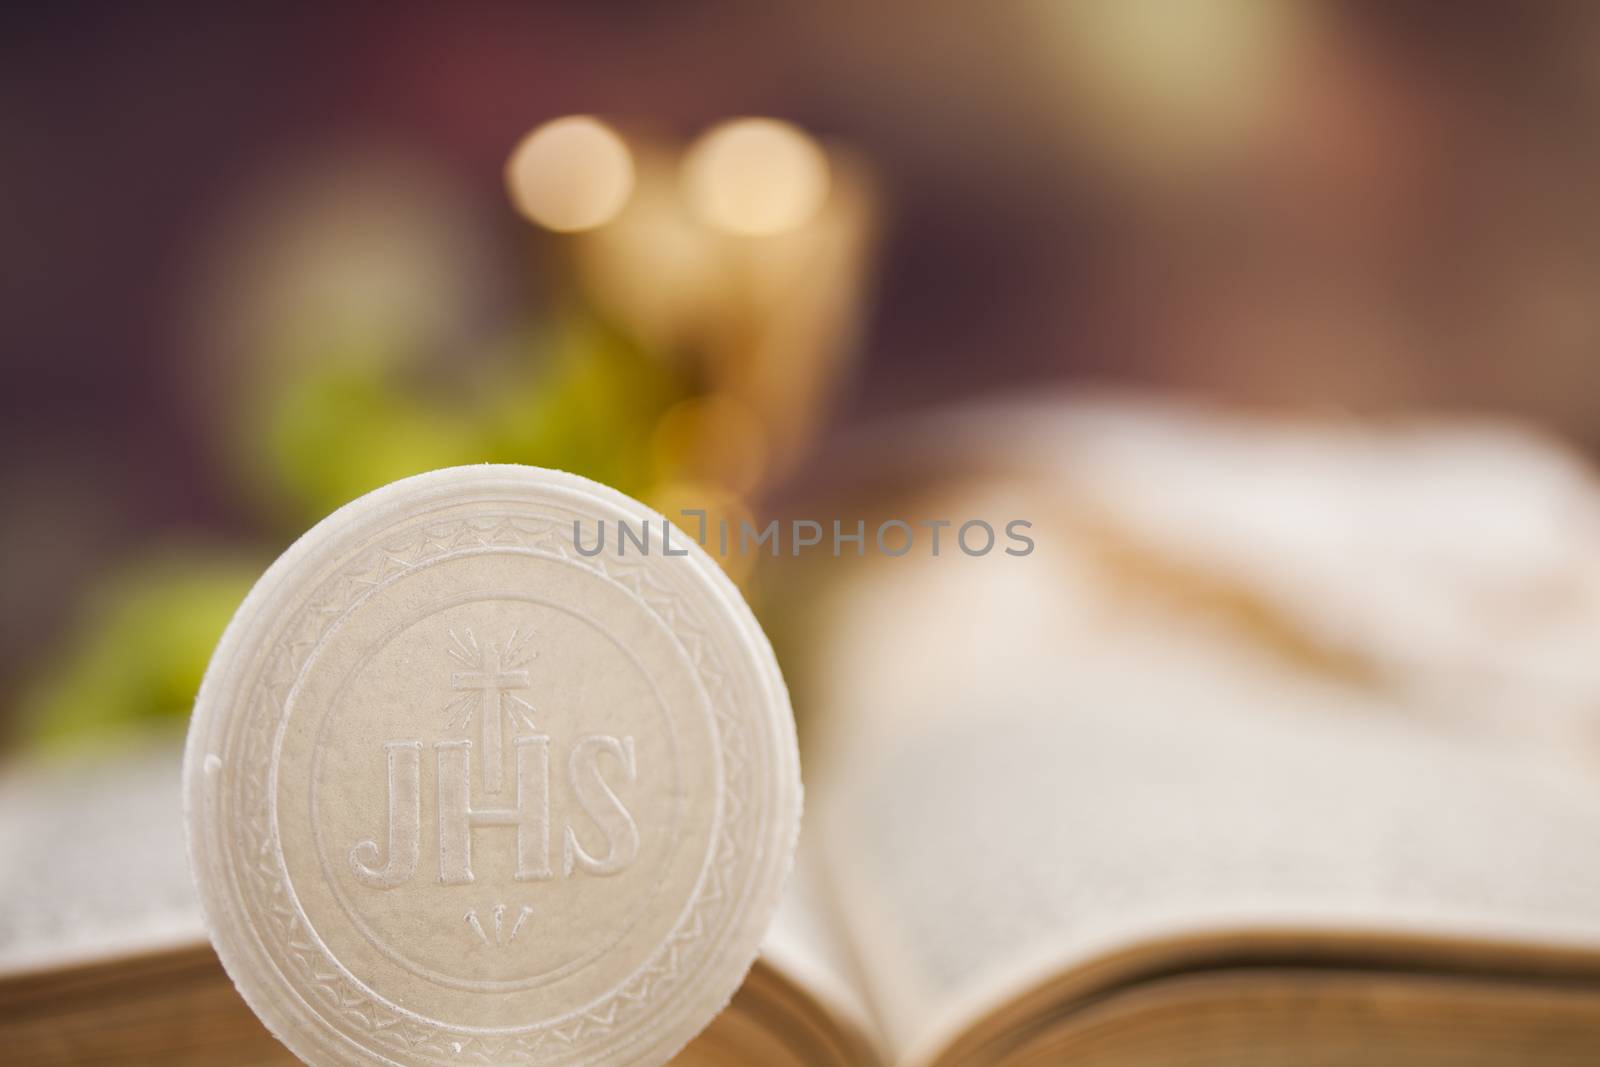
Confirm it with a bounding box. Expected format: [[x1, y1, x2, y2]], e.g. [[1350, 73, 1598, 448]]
[[7, 401, 1600, 1064], [691, 400, 1600, 1065]]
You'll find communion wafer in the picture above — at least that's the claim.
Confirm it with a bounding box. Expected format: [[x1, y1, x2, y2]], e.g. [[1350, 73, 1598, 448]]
[[183, 466, 801, 1066]]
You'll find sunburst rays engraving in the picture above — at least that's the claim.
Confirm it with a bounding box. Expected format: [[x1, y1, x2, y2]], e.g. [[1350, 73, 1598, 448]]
[[444, 627, 538, 794]]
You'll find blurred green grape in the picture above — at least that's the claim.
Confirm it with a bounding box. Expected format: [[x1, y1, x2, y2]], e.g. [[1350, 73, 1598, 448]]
[[483, 315, 685, 497], [17, 551, 260, 750], [251, 310, 683, 526], [261, 355, 487, 525]]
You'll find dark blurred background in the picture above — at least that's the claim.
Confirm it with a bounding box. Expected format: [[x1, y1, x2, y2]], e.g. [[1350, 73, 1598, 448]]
[[5, 2, 1600, 750]]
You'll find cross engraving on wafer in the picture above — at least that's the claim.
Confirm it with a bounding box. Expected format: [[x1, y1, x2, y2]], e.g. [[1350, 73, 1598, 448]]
[[448, 629, 535, 794]]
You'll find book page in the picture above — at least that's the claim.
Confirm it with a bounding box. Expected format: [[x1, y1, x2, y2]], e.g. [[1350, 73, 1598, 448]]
[[0, 737, 204, 977], [793, 463, 1600, 1067], [758, 831, 884, 1065]]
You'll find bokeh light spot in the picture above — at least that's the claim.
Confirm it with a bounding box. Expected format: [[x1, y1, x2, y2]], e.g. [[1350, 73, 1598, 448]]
[[506, 116, 635, 233], [682, 118, 830, 236]]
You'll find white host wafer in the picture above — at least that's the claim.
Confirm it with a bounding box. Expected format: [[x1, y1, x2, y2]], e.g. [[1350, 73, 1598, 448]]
[[183, 466, 801, 1066]]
